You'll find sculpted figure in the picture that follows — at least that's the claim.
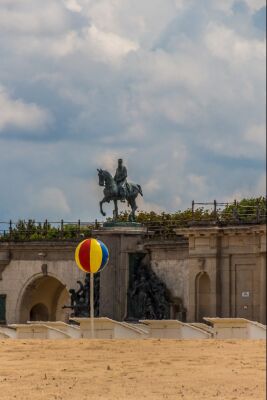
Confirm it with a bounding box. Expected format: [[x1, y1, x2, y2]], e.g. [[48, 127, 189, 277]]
[[144, 298, 156, 319], [114, 158, 128, 201], [98, 158, 143, 221], [69, 289, 78, 308], [63, 274, 100, 318], [127, 257, 171, 320]]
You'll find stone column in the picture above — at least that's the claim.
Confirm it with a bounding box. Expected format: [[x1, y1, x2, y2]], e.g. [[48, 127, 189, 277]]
[[220, 255, 231, 318], [94, 226, 146, 321], [260, 252, 266, 324], [258, 227, 266, 324], [175, 227, 221, 322], [0, 249, 10, 280]]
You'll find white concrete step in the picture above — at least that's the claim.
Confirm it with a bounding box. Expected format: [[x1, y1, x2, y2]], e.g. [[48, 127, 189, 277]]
[[10, 323, 71, 339], [0, 326, 17, 338], [140, 320, 211, 339], [71, 317, 148, 339], [27, 321, 81, 338], [190, 323, 215, 336]]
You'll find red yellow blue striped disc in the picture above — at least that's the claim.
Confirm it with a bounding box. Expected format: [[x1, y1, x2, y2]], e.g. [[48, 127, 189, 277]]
[[75, 238, 109, 273]]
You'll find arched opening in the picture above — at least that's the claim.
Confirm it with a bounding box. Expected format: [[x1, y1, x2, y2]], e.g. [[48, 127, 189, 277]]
[[19, 275, 70, 323], [195, 272, 211, 322], [29, 303, 49, 321], [170, 297, 187, 322]]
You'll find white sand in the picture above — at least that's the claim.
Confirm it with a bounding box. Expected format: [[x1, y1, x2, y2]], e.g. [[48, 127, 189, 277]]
[[0, 339, 265, 399]]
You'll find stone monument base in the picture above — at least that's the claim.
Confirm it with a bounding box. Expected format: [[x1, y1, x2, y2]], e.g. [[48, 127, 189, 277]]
[[103, 221, 143, 228], [99, 221, 146, 235], [92, 224, 147, 321]]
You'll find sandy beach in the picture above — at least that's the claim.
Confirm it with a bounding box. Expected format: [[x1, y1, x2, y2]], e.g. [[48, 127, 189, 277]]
[[0, 339, 265, 400]]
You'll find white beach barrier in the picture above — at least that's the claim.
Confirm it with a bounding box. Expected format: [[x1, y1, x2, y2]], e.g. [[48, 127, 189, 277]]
[[2, 317, 265, 339], [140, 320, 211, 339], [203, 318, 266, 339]]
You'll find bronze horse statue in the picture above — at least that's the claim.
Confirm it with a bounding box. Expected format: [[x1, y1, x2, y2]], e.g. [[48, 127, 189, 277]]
[[97, 169, 143, 221]]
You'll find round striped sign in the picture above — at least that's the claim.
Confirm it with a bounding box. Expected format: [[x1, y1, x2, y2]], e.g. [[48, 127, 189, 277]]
[[75, 238, 109, 273]]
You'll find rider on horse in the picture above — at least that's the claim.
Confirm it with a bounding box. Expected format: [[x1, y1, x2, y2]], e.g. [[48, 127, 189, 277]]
[[97, 159, 143, 221], [114, 158, 128, 201]]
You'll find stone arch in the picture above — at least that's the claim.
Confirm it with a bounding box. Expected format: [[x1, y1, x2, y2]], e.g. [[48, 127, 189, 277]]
[[195, 272, 211, 322], [170, 297, 187, 322], [17, 274, 70, 323], [29, 303, 49, 321]]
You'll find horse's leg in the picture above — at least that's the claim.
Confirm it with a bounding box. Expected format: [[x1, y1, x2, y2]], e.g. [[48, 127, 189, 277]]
[[132, 199, 137, 221], [133, 194, 138, 221], [100, 198, 106, 216], [113, 199, 118, 220], [129, 197, 137, 222]]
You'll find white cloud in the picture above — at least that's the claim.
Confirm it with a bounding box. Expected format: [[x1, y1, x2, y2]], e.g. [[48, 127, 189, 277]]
[[33, 187, 71, 215], [0, 2, 69, 34], [77, 0, 178, 46], [143, 178, 160, 194], [0, 86, 52, 133], [94, 152, 120, 171], [173, 195, 182, 208], [223, 173, 266, 203], [123, 123, 146, 140], [212, 0, 266, 14], [244, 124, 266, 147], [11, 20, 139, 61], [63, 0, 82, 13], [205, 23, 266, 65], [173, 0, 193, 12], [0, 0, 265, 220], [48, 31, 81, 57], [187, 174, 207, 193], [137, 197, 166, 214], [256, 174, 266, 195], [85, 24, 139, 62], [243, 0, 266, 12]]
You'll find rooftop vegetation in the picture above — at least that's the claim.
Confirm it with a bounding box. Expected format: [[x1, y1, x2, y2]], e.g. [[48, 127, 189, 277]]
[[0, 197, 265, 242]]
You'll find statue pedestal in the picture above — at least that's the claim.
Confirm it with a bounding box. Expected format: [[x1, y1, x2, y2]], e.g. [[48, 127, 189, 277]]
[[100, 222, 146, 235], [92, 224, 147, 321]]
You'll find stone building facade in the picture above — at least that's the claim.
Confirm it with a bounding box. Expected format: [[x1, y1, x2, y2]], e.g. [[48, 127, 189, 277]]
[[0, 224, 265, 325], [175, 225, 266, 324]]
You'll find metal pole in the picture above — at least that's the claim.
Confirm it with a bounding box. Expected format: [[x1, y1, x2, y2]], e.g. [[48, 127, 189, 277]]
[[61, 219, 64, 239], [256, 203, 260, 223], [90, 272, 95, 338], [214, 200, 217, 221], [214, 200, 217, 215], [78, 219, 81, 237], [9, 220, 12, 236]]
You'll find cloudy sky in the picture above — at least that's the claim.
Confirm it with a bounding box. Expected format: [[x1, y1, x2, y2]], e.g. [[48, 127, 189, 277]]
[[0, 0, 266, 222]]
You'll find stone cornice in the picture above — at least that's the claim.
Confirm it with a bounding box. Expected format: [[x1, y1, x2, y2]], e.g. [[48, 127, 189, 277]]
[[0, 241, 78, 251], [175, 224, 266, 237], [143, 239, 188, 250]]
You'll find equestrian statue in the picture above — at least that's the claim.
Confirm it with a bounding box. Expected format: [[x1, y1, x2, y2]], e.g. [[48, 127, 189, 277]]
[[97, 158, 143, 221]]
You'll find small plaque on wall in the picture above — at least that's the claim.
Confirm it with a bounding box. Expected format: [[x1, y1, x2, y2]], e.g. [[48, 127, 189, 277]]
[[242, 291, 250, 298]]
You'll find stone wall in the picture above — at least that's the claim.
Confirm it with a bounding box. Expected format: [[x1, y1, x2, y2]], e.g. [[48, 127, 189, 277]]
[[144, 241, 189, 308], [0, 223, 266, 324], [0, 242, 84, 324], [175, 225, 266, 324]]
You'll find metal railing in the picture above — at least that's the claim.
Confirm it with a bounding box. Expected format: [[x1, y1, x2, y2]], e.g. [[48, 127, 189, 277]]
[[0, 220, 102, 241], [0, 200, 266, 242], [190, 199, 266, 225]]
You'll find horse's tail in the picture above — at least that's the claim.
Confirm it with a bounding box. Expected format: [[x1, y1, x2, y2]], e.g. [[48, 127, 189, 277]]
[[137, 184, 143, 197]]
